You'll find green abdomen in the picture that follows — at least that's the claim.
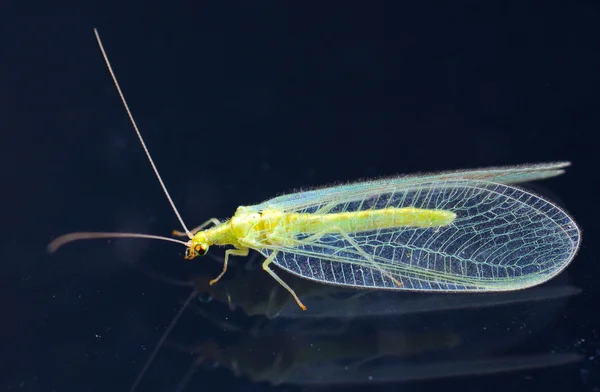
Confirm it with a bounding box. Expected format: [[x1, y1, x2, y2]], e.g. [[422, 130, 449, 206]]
[[285, 207, 456, 236]]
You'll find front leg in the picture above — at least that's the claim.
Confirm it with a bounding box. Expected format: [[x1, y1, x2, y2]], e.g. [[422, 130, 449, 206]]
[[209, 247, 249, 285]]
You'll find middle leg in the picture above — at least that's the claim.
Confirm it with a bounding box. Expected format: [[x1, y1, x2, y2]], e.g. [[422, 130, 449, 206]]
[[262, 251, 307, 311]]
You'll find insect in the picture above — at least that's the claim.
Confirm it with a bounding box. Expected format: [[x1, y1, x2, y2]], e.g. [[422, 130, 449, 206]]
[[49, 30, 581, 315]]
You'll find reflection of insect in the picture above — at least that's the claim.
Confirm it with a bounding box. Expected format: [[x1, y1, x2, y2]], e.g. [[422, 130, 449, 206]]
[[49, 30, 581, 315]]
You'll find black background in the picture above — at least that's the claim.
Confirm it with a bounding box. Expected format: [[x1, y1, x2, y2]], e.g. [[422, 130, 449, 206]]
[[3, 2, 599, 392]]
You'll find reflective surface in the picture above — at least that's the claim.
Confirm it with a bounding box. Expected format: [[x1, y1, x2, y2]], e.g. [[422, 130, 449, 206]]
[[4, 2, 600, 392]]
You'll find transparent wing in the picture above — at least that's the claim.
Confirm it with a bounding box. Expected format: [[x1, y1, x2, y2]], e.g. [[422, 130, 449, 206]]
[[249, 162, 570, 213], [252, 180, 580, 291]]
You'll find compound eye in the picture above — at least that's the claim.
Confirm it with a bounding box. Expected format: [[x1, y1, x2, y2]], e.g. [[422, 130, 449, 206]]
[[194, 244, 207, 256]]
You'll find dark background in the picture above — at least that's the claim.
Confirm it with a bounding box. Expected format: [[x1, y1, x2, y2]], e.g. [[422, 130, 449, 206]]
[[2, 1, 599, 392]]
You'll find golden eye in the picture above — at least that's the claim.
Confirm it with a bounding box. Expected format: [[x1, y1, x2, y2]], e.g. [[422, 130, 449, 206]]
[[194, 244, 207, 256]]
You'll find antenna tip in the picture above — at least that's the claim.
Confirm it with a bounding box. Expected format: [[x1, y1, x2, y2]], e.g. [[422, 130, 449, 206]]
[[46, 239, 61, 254]]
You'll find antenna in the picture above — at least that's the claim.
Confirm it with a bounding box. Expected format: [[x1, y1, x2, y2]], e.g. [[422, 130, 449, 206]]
[[47, 232, 190, 254], [93, 28, 192, 239]]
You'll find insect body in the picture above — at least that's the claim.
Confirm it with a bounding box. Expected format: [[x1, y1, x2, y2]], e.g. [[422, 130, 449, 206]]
[[174, 162, 579, 311], [184, 205, 457, 309], [48, 30, 581, 314]]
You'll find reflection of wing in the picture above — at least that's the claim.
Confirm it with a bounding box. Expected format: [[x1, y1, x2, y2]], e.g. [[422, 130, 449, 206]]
[[252, 180, 580, 292], [249, 162, 571, 213]]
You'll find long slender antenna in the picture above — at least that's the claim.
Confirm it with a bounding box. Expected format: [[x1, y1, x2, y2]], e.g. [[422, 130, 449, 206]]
[[93, 28, 192, 239], [46, 232, 190, 254]]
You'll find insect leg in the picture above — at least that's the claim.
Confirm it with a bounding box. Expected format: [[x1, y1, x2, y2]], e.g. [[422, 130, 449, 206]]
[[333, 227, 403, 288], [173, 218, 222, 237], [209, 247, 249, 285], [262, 252, 307, 311], [282, 228, 400, 287]]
